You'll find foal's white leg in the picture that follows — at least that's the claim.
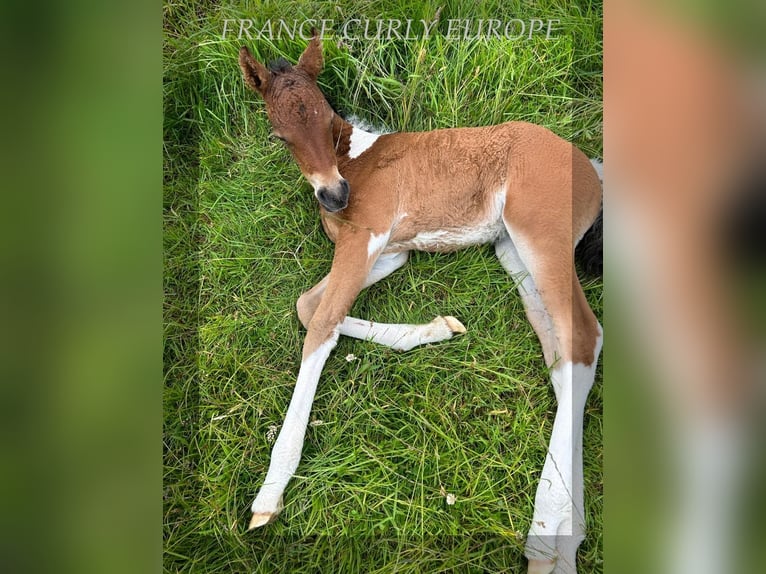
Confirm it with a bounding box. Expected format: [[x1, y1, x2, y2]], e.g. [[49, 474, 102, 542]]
[[249, 328, 339, 529], [525, 351, 601, 574], [340, 315, 465, 351], [301, 251, 466, 351], [496, 236, 601, 574], [249, 238, 388, 529], [340, 250, 465, 349]]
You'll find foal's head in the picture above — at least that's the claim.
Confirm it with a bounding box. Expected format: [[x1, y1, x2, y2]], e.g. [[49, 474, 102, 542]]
[[239, 35, 349, 212]]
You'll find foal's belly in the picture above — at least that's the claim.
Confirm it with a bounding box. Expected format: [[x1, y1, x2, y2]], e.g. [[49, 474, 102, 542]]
[[386, 218, 506, 253], [386, 187, 507, 253]]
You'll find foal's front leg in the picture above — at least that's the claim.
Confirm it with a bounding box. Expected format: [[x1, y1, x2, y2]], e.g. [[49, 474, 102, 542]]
[[249, 230, 379, 529], [298, 251, 466, 352]]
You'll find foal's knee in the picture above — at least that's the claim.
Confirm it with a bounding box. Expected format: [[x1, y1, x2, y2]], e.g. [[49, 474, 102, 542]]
[[296, 296, 309, 328], [297, 289, 324, 329]]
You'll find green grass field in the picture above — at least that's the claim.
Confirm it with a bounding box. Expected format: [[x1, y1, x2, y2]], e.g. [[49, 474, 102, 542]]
[[164, 1, 602, 572]]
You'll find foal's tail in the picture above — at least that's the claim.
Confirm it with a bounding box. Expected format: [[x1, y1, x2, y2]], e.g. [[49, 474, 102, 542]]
[[575, 159, 603, 278]]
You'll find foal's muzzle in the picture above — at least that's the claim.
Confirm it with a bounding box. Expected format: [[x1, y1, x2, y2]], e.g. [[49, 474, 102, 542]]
[[316, 179, 350, 212]]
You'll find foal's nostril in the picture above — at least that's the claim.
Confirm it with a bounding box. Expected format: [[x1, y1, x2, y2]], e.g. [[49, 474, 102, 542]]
[[339, 179, 350, 202]]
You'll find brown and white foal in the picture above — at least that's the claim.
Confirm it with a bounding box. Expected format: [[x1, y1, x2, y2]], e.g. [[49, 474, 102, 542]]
[[239, 35, 602, 574]]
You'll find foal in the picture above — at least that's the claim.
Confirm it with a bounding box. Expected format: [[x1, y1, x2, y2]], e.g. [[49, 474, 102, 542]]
[[239, 35, 602, 574]]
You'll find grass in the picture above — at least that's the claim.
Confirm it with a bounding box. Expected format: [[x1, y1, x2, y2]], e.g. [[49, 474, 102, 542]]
[[164, 1, 602, 572]]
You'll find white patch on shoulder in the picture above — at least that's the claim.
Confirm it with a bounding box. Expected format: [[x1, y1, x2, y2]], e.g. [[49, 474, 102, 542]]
[[348, 126, 380, 159], [367, 231, 390, 258]]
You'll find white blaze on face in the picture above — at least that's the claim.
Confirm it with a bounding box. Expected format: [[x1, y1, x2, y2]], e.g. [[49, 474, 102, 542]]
[[306, 166, 344, 193]]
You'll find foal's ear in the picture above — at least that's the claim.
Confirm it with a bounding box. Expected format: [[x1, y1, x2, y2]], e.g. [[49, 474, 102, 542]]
[[239, 47, 270, 96], [297, 30, 323, 81]]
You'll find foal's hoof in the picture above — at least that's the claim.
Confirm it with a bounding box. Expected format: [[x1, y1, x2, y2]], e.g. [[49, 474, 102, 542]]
[[248, 496, 283, 530], [527, 558, 556, 574], [248, 511, 278, 530], [440, 315, 466, 334]]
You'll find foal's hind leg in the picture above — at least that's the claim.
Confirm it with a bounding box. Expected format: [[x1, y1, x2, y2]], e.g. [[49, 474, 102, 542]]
[[297, 251, 465, 351], [495, 232, 602, 574]]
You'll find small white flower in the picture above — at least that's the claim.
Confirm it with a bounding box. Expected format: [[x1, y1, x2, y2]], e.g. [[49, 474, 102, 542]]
[[440, 485, 456, 505], [345, 353, 357, 362]]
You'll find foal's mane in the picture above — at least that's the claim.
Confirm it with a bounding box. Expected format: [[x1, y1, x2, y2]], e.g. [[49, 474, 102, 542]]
[[268, 57, 293, 74]]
